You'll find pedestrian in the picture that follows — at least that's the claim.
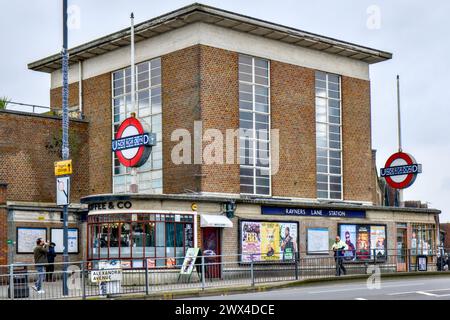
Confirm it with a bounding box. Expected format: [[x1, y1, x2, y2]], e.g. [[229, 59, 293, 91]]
[[46, 242, 57, 282], [32, 238, 49, 294], [332, 236, 348, 276]]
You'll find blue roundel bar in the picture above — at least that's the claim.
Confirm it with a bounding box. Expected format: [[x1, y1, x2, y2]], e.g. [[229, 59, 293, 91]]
[[380, 164, 422, 178], [112, 133, 157, 152]]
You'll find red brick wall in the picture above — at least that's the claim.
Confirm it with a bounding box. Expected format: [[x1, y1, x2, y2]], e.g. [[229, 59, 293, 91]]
[[341, 76, 374, 202], [51, 73, 112, 195], [162, 45, 202, 194], [199, 46, 240, 194], [270, 61, 317, 199], [0, 111, 89, 202]]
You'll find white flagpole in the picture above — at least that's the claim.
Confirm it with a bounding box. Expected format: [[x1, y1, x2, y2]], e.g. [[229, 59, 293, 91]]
[[397, 75, 403, 206], [130, 12, 138, 193]]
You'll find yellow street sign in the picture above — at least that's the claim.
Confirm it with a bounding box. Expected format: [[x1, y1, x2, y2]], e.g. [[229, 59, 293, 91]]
[[54, 159, 73, 176]]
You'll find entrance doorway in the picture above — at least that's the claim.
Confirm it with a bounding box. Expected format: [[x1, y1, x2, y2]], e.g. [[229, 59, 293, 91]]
[[202, 228, 221, 279], [396, 224, 408, 272]]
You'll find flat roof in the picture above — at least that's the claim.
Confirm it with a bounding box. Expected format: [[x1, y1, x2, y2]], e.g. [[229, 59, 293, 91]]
[[80, 193, 440, 215], [29, 3, 392, 73]]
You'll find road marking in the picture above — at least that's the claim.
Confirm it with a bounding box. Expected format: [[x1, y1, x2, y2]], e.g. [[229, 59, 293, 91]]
[[355, 298, 367, 300], [389, 288, 450, 296], [416, 291, 438, 297], [308, 282, 426, 294]]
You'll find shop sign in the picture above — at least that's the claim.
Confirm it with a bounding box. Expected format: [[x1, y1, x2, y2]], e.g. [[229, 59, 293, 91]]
[[111, 115, 156, 167], [261, 206, 366, 219], [88, 201, 132, 211], [380, 152, 422, 189]]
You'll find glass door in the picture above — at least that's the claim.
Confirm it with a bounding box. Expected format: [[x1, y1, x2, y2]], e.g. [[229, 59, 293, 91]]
[[396, 224, 407, 271]]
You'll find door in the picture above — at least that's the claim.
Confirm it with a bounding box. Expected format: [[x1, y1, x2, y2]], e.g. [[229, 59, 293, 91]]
[[396, 225, 408, 272], [202, 228, 221, 279]]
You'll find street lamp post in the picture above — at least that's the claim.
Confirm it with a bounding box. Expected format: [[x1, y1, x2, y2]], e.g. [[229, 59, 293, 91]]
[[61, 0, 70, 296]]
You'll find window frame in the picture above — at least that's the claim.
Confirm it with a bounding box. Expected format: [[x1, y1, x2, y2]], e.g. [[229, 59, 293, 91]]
[[238, 54, 272, 197], [315, 71, 343, 201]]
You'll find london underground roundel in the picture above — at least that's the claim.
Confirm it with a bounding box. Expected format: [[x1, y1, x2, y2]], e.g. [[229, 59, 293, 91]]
[[111, 115, 156, 167], [380, 152, 422, 189]]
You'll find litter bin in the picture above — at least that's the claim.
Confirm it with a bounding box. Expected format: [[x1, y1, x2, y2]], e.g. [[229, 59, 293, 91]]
[[8, 264, 30, 298]]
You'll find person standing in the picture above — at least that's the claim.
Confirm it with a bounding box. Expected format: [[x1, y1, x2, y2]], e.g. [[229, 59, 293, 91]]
[[332, 236, 348, 276], [32, 238, 49, 294], [46, 242, 57, 282]]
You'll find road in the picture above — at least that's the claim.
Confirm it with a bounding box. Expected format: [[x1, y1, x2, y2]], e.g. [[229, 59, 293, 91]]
[[184, 275, 450, 300]]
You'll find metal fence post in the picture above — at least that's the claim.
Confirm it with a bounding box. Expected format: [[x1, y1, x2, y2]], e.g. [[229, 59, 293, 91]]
[[81, 262, 86, 300], [144, 259, 149, 295], [201, 255, 206, 290], [9, 264, 14, 300], [408, 249, 411, 272], [250, 259, 255, 287], [295, 252, 299, 280]]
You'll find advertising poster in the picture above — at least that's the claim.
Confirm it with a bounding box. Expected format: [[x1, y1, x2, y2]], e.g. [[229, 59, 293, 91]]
[[241, 221, 261, 262], [356, 226, 370, 260], [307, 228, 329, 254], [340, 225, 357, 261], [280, 223, 298, 260], [240, 220, 299, 263], [370, 226, 386, 258], [261, 222, 280, 261]]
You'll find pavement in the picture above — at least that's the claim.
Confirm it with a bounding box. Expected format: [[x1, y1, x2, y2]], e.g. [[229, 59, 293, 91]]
[[184, 275, 450, 300]]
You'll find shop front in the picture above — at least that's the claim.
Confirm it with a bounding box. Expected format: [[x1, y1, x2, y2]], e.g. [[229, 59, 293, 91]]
[[81, 194, 440, 272]]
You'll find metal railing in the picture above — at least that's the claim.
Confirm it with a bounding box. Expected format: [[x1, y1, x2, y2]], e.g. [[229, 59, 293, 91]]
[[0, 249, 446, 300], [1, 101, 83, 119]]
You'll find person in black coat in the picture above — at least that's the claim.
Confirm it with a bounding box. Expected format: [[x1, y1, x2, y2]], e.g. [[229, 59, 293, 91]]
[[46, 243, 57, 282]]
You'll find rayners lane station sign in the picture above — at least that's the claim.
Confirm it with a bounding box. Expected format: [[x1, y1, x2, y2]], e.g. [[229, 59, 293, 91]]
[[261, 206, 366, 219], [380, 152, 422, 189]]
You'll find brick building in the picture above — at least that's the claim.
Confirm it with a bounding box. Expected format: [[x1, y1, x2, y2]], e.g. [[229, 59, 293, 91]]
[[1, 4, 440, 270]]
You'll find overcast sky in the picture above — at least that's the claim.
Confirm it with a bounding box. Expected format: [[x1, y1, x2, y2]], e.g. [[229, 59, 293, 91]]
[[1, 0, 449, 221]]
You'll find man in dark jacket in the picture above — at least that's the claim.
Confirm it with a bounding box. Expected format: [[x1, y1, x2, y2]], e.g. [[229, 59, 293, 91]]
[[46, 243, 57, 282], [32, 238, 48, 293]]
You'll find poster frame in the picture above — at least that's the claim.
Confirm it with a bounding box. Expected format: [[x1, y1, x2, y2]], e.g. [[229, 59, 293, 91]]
[[238, 219, 300, 265], [337, 223, 388, 263], [50, 227, 80, 254], [16, 227, 47, 254], [306, 227, 330, 255]]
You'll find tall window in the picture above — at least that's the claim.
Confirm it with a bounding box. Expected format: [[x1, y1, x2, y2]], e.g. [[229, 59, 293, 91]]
[[315, 71, 342, 200], [112, 58, 162, 194], [239, 55, 271, 196]]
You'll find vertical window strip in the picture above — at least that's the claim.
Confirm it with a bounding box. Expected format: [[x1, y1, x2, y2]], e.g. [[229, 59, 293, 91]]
[[315, 71, 342, 200], [239, 55, 271, 196], [112, 58, 163, 194]]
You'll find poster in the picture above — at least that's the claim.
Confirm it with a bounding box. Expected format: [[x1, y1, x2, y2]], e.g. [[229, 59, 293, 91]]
[[180, 248, 200, 275], [340, 225, 357, 261], [51, 228, 79, 253], [17, 228, 47, 253], [307, 228, 329, 254], [241, 221, 261, 262], [356, 226, 370, 260], [261, 222, 281, 261], [240, 220, 298, 262], [370, 226, 386, 258]]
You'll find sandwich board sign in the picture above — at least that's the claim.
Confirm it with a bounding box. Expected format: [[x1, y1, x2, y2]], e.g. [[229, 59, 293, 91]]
[[180, 248, 200, 275]]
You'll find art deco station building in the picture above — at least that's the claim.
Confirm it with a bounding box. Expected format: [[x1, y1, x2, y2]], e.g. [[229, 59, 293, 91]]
[[0, 4, 440, 270]]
